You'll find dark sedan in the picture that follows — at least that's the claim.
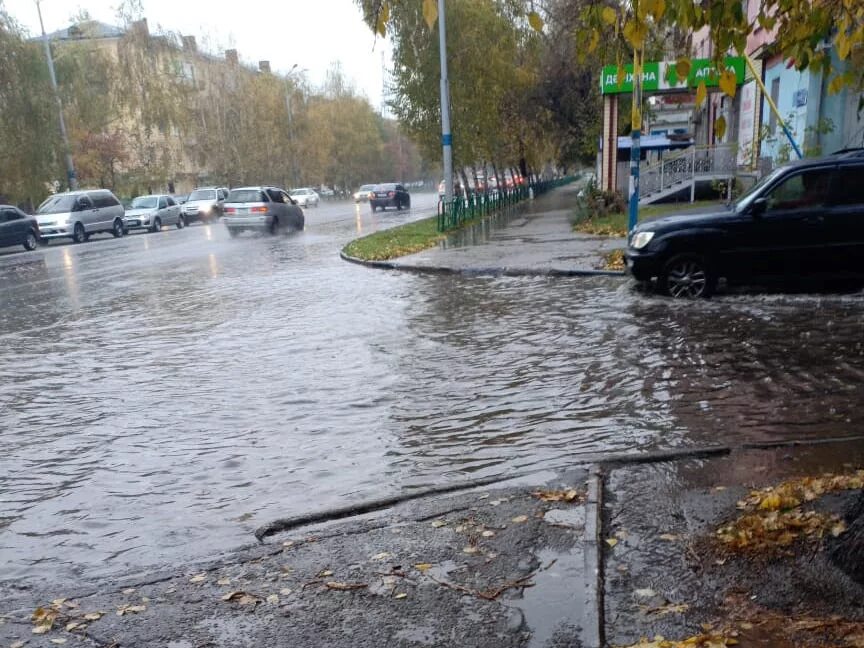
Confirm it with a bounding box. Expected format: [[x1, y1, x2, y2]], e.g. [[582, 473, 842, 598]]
[[625, 149, 864, 297], [370, 183, 411, 211], [0, 205, 40, 252]]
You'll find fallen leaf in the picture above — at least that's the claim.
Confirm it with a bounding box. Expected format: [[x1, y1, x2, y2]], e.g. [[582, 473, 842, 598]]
[[615, 529, 629, 540], [282, 540, 295, 548], [454, 525, 466, 533], [642, 602, 689, 617], [116, 604, 147, 616], [478, 493, 489, 500], [221, 591, 260, 606], [414, 563, 433, 572], [605, 538, 618, 548], [481, 530, 496, 538], [266, 594, 279, 605], [32, 625, 51, 635], [11, 641, 26, 648], [280, 588, 293, 595], [217, 577, 231, 586], [83, 612, 103, 621], [394, 592, 408, 599], [658, 533, 680, 542], [49, 640, 66, 645], [122, 588, 136, 595], [431, 520, 447, 528], [511, 515, 528, 524], [532, 489, 584, 503], [189, 573, 207, 584], [65, 622, 81, 631], [371, 552, 392, 561], [318, 570, 334, 578], [463, 546, 479, 554], [831, 520, 848, 537], [634, 588, 656, 598]]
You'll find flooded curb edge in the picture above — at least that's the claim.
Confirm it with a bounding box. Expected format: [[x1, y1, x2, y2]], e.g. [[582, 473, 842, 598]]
[[339, 250, 626, 278]]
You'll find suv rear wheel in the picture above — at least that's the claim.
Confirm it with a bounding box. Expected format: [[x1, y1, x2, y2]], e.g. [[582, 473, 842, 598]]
[[659, 254, 715, 298], [73, 223, 87, 244]]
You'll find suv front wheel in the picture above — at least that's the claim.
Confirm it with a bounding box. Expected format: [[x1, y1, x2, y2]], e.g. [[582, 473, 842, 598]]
[[659, 253, 715, 299]]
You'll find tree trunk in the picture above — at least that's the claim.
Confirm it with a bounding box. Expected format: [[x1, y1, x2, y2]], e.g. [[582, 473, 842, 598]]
[[830, 490, 864, 585]]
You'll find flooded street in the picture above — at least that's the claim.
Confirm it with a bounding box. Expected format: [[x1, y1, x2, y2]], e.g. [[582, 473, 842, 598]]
[[1, 192, 863, 590]]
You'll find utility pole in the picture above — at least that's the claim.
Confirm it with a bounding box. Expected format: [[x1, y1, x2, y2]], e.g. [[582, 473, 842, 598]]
[[36, 0, 77, 190], [628, 47, 643, 232], [437, 0, 453, 204]]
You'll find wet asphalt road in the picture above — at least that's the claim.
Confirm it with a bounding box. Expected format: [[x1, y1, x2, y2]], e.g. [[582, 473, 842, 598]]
[[2, 191, 864, 591]]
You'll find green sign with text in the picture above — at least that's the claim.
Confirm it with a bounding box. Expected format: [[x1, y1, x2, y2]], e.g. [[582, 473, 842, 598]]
[[600, 57, 745, 95]]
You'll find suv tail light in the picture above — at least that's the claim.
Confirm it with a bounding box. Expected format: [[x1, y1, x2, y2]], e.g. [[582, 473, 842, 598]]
[[225, 207, 236, 214], [251, 206, 268, 213], [388, 191, 395, 198]]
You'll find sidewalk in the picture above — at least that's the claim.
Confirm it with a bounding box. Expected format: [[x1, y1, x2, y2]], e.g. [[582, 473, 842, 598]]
[[359, 185, 627, 277], [4, 438, 864, 647]]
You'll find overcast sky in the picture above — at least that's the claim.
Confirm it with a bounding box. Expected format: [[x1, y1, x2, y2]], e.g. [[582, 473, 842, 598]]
[[4, 0, 390, 107]]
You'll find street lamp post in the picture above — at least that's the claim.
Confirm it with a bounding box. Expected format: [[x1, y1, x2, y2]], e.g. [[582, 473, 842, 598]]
[[36, 0, 77, 190], [437, 0, 453, 204]]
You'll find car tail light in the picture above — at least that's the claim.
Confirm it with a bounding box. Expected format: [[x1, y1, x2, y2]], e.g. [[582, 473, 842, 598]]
[[388, 191, 395, 198], [225, 207, 236, 214], [251, 206, 267, 213]]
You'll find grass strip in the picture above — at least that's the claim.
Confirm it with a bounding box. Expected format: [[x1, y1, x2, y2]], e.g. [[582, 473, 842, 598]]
[[343, 213, 486, 261], [572, 200, 725, 238]]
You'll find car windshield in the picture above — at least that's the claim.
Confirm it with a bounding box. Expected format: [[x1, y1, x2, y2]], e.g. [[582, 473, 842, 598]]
[[131, 196, 158, 209], [289, 189, 307, 196], [189, 189, 216, 201], [37, 194, 77, 214], [735, 167, 786, 212], [227, 189, 267, 203]]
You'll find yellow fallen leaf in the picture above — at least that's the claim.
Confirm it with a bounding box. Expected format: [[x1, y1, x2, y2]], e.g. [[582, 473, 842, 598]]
[[266, 594, 279, 605], [122, 588, 136, 595], [189, 573, 207, 584], [51, 599, 66, 608], [83, 612, 103, 621], [221, 591, 260, 605], [527, 10, 544, 32], [32, 624, 52, 635], [463, 546, 479, 554], [371, 552, 392, 561], [66, 621, 82, 631], [831, 520, 847, 537], [282, 540, 295, 548], [759, 492, 782, 511], [605, 538, 618, 548], [414, 563, 433, 572], [431, 520, 447, 528], [217, 578, 231, 586], [11, 641, 26, 648], [658, 533, 680, 542], [394, 592, 408, 599], [482, 530, 496, 538], [318, 570, 334, 577], [511, 515, 528, 523]]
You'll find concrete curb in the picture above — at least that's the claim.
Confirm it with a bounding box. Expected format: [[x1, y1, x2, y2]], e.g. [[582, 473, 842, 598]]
[[583, 465, 605, 648], [339, 250, 626, 278]]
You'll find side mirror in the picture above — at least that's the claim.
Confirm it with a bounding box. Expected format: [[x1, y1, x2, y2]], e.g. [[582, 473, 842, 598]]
[[751, 197, 768, 217]]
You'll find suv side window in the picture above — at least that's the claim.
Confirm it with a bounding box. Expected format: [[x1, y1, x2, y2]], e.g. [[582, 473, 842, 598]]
[[166, 196, 176, 207], [831, 166, 864, 206], [765, 168, 833, 211], [76, 195, 94, 211], [158, 197, 168, 209], [266, 189, 284, 203]]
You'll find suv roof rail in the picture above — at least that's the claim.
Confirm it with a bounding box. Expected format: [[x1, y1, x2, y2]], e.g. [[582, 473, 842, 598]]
[[832, 148, 864, 158]]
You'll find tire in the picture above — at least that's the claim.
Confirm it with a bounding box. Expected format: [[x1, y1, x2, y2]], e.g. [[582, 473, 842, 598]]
[[176, 216, 185, 229], [150, 217, 162, 233], [659, 254, 715, 299], [73, 223, 87, 244], [23, 230, 38, 251], [270, 217, 280, 235], [112, 219, 125, 238], [405, 197, 411, 209]]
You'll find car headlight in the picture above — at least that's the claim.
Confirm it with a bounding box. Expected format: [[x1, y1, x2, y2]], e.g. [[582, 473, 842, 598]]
[[630, 231, 655, 250]]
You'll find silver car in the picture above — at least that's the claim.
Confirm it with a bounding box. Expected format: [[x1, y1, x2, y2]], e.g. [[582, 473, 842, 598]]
[[35, 189, 125, 243], [124, 194, 184, 233], [183, 187, 227, 224], [288, 187, 320, 208], [223, 186, 305, 236]]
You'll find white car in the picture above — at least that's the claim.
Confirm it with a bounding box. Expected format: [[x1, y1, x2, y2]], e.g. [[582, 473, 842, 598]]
[[124, 194, 184, 232], [289, 188, 320, 208]]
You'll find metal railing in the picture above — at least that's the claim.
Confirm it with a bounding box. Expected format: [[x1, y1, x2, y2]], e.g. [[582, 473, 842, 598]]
[[436, 176, 574, 232], [639, 145, 737, 198]]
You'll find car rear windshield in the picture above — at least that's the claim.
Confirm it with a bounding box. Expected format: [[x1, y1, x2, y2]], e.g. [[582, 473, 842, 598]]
[[189, 189, 217, 200], [359, 185, 374, 191], [131, 196, 158, 209], [227, 189, 267, 203], [37, 195, 77, 214], [375, 184, 396, 191]]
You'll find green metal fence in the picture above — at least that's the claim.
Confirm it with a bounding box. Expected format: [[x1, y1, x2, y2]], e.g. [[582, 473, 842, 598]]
[[436, 176, 575, 233]]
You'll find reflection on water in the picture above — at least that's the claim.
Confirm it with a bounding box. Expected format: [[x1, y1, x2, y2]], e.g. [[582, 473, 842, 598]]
[[1, 209, 863, 591]]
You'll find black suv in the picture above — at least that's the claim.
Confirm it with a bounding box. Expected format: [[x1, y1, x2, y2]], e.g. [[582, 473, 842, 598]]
[[625, 150, 864, 297], [370, 183, 411, 211]]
